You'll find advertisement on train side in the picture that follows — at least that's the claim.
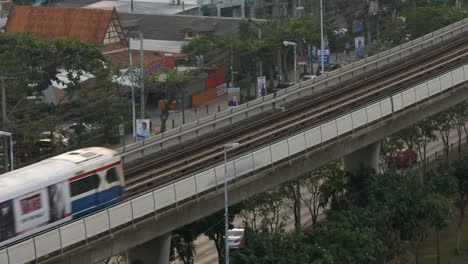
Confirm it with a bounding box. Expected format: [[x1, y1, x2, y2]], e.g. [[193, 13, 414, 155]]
[[0, 181, 71, 243]]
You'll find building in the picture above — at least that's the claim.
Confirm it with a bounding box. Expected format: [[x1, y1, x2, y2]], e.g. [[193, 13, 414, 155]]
[[119, 13, 261, 53], [5, 5, 128, 54]]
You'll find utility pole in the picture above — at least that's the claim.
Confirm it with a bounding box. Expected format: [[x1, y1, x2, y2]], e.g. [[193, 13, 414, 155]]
[[258, 27, 262, 76], [320, 0, 325, 74], [0, 76, 16, 171], [128, 40, 136, 142], [1, 78, 7, 170], [230, 44, 234, 87], [131, 0, 134, 12], [139, 32, 145, 119]]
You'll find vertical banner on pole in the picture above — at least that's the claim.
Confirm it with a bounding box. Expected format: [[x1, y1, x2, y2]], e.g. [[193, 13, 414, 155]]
[[257, 76, 266, 98], [354, 36, 365, 60], [227, 87, 240, 108]]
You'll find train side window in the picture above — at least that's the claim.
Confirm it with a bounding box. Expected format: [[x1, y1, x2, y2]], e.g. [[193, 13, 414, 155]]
[[106, 168, 118, 183], [70, 174, 100, 197]]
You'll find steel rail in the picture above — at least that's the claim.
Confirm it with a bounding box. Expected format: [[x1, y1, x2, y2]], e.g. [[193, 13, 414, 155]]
[[123, 36, 468, 196], [124, 33, 468, 180]]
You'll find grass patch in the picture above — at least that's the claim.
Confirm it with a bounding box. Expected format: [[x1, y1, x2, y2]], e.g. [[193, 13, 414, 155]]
[[413, 208, 468, 264]]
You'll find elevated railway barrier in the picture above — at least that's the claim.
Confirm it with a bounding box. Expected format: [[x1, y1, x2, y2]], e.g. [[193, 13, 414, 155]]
[[2, 61, 467, 264], [119, 18, 468, 165]]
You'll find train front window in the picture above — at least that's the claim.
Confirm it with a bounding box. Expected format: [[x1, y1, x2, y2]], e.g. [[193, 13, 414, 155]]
[[70, 174, 100, 197], [106, 167, 118, 183]]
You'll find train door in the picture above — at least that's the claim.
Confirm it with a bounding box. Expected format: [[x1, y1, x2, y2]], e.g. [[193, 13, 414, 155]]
[[69, 174, 100, 218]]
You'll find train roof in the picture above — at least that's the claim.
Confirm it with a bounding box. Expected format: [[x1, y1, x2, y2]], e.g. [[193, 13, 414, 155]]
[[0, 147, 119, 202]]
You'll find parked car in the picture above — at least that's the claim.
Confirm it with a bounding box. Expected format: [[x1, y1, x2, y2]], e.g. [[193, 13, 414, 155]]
[[317, 64, 342, 75], [228, 228, 245, 249], [301, 75, 316, 82], [276, 81, 294, 89], [385, 147, 418, 168], [40, 131, 69, 147], [332, 27, 348, 36]]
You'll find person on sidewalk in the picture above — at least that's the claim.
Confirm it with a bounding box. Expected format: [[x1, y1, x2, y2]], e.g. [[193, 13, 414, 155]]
[[344, 41, 350, 56]]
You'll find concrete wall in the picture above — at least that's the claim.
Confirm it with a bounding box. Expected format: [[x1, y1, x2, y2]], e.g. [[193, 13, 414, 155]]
[[42, 79, 468, 264]]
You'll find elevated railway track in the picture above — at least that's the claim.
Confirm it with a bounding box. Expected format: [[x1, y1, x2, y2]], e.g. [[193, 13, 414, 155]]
[[123, 32, 468, 198], [2, 19, 468, 264]]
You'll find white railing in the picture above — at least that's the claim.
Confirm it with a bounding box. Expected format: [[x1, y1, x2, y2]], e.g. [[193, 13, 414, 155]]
[[2, 63, 467, 264], [119, 18, 468, 165]]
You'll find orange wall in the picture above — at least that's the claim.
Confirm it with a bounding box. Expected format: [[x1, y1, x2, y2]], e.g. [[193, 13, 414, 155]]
[[192, 88, 218, 107]]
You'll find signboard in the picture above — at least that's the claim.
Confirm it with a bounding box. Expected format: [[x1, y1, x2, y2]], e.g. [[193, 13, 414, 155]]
[[227, 87, 240, 108], [317, 49, 330, 65], [145, 56, 175, 78], [354, 36, 365, 60], [216, 83, 227, 97], [119, 124, 125, 136], [257, 76, 267, 98], [136, 119, 151, 141]]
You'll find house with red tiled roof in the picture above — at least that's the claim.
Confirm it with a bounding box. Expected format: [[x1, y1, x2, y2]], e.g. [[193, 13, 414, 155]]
[[4, 5, 127, 53]]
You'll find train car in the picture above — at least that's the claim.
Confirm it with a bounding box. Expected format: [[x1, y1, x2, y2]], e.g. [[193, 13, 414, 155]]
[[0, 147, 124, 248]]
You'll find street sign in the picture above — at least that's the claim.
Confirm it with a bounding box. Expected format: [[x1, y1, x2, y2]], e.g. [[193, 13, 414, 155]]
[[317, 49, 329, 65], [119, 124, 125, 136]]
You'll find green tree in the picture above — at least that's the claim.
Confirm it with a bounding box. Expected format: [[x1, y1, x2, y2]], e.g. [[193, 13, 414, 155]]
[[0, 33, 106, 163], [171, 222, 204, 264], [452, 155, 468, 255], [235, 228, 333, 264], [315, 207, 387, 263], [403, 6, 468, 39], [196, 206, 242, 264], [240, 186, 289, 234], [151, 70, 192, 133]]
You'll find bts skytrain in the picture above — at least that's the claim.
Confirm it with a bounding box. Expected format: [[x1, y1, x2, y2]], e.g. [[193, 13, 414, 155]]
[[0, 147, 124, 247]]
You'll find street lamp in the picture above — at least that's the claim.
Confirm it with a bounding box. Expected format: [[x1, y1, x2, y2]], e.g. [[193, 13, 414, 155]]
[[320, 0, 325, 75], [283, 41, 297, 84], [0, 131, 13, 171], [127, 40, 137, 142], [127, 31, 145, 120], [223, 142, 240, 264]]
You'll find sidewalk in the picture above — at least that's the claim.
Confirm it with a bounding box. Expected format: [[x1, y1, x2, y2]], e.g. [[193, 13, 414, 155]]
[[112, 96, 228, 149], [113, 51, 359, 150], [147, 96, 228, 134]]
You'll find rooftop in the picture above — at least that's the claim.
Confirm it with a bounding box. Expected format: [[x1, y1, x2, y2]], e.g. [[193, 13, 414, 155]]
[[83, 0, 199, 15], [6, 5, 111, 42], [119, 13, 265, 41]]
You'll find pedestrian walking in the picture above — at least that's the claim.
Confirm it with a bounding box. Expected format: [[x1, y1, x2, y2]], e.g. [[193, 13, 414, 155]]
[[344, 41, 350, 56]]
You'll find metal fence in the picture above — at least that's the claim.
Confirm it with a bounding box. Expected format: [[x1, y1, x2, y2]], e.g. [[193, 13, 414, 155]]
[[2, 61, 467, 264], [119, 18, 468, 165]]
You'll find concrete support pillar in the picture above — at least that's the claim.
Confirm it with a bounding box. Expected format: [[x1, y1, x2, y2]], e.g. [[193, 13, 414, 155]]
[[127, 233, 171, 264], [241, 3, 245, 17], [217, 5, 221, 17], [342, 142, 381, 172]]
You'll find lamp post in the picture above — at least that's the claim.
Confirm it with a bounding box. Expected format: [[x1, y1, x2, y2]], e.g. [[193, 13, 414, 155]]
[[320, 0, 325, 74], [0, 131, 13, 171], [128, 40, 137, 142], [127, 32, 146, 120], [223, 142, 240, 264], [283, 41, 297, 84]]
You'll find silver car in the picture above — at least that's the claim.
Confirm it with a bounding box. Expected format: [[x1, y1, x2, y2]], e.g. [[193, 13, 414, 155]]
[[227, 228, 245, 249]]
